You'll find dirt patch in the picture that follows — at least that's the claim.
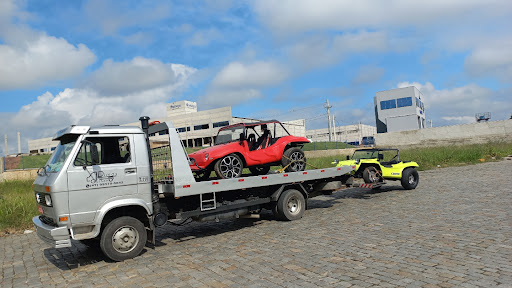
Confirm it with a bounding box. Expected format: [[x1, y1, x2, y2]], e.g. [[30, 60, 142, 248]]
[[4, 157, 21, 170]]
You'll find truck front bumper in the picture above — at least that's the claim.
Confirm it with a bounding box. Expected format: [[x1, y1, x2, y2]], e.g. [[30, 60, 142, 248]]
[[32, 216, 72, 249]]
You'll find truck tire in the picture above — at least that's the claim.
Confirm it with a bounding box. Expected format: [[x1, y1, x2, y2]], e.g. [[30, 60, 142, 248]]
[[275, 189, 305, 221], [194, 169, 211, 181], [214, 154, 243, 179], [249, 166, 270, 176], [100, 216, 147, 262], [362, 166, 380, 184], [401, 168, 419, 190], [282, 148, 306, 172]]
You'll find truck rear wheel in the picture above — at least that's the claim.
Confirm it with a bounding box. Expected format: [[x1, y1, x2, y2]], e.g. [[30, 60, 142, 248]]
[[274, 189, 305, 221], [100, 216, 147, 262], [401, 168, 419, 190]]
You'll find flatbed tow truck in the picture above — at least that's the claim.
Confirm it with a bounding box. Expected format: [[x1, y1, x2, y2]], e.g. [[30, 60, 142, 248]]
[[33, 117, 358, 261]]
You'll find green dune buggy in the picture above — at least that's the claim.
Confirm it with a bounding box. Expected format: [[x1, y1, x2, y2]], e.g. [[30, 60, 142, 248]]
[[333, 148, 419, 190]]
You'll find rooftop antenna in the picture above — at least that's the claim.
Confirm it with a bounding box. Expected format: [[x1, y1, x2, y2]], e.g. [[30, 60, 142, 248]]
[[475, 112, 491, 123]]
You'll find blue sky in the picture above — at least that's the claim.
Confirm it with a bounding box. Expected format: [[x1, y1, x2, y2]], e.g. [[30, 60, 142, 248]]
[[0, 0, 511, 154]]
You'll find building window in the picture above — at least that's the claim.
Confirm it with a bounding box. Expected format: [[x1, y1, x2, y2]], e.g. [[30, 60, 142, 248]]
[[213, 121, 229, 128], [177, 127, 190, 133], [416, 98, 425, 111], [397, 97, 413, 108], [194, 124, 209, 130], [380, 99, 396, 110]]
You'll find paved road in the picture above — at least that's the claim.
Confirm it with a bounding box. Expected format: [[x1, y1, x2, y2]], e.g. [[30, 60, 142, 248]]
[[1, 161, 511, 287]]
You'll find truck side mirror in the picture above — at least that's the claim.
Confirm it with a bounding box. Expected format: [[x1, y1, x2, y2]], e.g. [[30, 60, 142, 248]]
[[91, 145, 99, 165]]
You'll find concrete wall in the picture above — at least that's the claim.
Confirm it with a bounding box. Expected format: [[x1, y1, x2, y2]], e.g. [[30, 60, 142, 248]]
[[305, 148, 356, 158], [0, 168, 38, 182], [374, 119, 512, 148]]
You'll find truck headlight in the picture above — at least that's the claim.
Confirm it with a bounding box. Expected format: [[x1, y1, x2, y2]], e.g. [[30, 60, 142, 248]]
[[44, 195, 52, 207]]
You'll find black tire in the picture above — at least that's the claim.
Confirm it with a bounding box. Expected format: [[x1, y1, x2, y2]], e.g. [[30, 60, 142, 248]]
[[249, 166, 270, 176], [282, 147, 306, 172], [275, 189, 305, 221], [194, 169, 211, 181], [100, 216, 147, 262], [362, 166, 381, 184], [401, 168, 419, 190], [214, 154, 243, 179]]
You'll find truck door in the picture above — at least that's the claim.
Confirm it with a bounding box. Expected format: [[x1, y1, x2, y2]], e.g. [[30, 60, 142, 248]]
[[67, 135, 137, 225]]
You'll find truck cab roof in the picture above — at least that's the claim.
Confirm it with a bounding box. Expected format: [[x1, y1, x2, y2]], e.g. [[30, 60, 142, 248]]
[[53, 125, 143, 141]]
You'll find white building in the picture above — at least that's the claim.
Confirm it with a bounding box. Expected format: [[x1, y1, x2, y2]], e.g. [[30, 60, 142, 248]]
[[374, 86, 426, 133], [28, 100, 306, 153], [306, 123, 376, 145]]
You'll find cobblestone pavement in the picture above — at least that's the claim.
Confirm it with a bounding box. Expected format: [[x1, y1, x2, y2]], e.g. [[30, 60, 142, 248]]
[[1, 161, 511, 287]]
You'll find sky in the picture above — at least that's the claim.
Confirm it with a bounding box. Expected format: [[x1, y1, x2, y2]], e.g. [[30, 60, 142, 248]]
[[0, 0, 511, 155]]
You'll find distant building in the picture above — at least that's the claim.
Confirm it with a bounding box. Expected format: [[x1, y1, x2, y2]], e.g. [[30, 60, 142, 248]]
[[306, 124, 376, 145], [28, 100, 306, 153], [374, 86, 426, 133]]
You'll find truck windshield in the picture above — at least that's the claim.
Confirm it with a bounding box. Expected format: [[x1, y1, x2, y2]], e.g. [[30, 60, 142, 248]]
[[45, 137, 78, 173]]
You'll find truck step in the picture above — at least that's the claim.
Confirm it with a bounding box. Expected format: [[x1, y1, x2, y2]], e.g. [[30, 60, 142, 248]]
[[200, 192, 216, 211]]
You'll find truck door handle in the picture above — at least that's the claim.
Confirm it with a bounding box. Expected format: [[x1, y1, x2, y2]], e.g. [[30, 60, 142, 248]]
[[125, 168, 137, 174]]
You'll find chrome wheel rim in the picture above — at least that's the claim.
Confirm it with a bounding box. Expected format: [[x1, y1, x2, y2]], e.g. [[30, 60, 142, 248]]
[[112, 226, 139, 253], [287, 196, 301, 215], [408, 174, 416, 184], [289, 151, 305, 171], [219, 155, 242, 178]]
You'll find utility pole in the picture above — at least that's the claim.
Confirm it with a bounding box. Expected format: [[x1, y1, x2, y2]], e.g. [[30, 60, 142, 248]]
[[429, 119, 433, 128], [17, 132, 21, 154], [324, 99, 332, 142], [4, 134, 8, 156], [332, 115, 336, 142]]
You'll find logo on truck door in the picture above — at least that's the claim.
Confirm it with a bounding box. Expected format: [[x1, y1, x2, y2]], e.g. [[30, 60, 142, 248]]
[[85, 171, 123, 188]]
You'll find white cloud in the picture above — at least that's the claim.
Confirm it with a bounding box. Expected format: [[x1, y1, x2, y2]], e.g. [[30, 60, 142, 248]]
[[199, 89, 263, 108], [396, 82, 512, 126], [1, 58, 197, 155], [185, 28, 223, 47], [83, 57, 195, 95], [441, 116, 475, 124], [287, 31, 409, 71], [465, 39, 512, 82], [0, 32, 96, 90], [0, 1, 96, 90], [212, 61, 289, 89], [123, 32, 154, 45], [84, 0, 170, 36], [351, 66, 385, 85], [252, 0, 512, 34]]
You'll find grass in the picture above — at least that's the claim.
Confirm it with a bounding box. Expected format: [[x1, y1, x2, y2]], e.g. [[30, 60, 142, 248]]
[[16, 154, 51, 169], [0, 180, 39, 234], [1, 142, 511, 234], [398, 142, 512, 171]]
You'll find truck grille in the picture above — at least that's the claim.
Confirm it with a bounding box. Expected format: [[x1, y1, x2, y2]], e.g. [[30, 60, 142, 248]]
[[39, 215, 56, 227]]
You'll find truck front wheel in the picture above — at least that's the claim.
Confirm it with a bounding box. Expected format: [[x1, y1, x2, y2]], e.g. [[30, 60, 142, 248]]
[[274, 189, 305, 221], [100, 216, 147, 261]]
